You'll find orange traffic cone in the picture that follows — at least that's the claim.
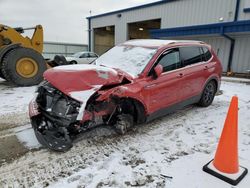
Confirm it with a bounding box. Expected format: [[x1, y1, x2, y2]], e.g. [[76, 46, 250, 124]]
[[203, 96, 248, 185]]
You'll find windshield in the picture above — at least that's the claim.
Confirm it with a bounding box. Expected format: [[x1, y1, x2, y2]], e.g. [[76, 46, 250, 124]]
[[72, 52, 84, 58], [95, 45, 157, 77]]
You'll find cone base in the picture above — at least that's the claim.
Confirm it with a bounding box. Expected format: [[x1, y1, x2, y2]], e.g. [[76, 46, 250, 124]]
[[203, 159, 248, 186]]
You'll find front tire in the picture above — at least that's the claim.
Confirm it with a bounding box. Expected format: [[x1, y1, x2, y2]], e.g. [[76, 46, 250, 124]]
[[114, 114, 134, 135], [198, 81, 216, 107]]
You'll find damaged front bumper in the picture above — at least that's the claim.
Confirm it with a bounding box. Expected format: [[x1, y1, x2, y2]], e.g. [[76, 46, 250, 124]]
[[29, 81, 82, 151], [29, 81, 119, 152]]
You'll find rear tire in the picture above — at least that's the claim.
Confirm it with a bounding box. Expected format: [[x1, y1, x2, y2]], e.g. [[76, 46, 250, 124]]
[[1, 47, 47, 86], [198, 81, 216, 107]]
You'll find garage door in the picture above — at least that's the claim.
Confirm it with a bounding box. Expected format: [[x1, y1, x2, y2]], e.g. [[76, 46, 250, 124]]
[[128, 19, 161, 40], [94, 26, 115, 55]]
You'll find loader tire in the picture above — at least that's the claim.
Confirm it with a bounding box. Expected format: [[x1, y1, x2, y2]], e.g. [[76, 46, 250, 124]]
[[0, 62, 5, 79], [1, 47, 47, 86], [0, 55, 7, 79]]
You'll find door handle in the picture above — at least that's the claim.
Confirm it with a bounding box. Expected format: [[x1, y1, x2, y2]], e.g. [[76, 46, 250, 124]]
[[204, 65, 208, 70], [177, 73, 183, 78]]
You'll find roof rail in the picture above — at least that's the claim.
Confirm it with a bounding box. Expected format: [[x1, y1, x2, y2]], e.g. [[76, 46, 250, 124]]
[[168, 40, 205, 45]]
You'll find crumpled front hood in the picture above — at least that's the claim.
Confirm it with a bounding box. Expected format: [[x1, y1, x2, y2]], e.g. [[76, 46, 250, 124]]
[[43, 64, 131, 100]]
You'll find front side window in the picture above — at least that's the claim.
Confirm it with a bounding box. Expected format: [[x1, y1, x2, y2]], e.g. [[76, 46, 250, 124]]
[[180, 46, 203, 66], [158, 49, 181, 72]]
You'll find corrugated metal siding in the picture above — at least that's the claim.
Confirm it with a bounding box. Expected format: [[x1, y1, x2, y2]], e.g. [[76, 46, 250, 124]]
[[43, 42, 88, 59], [238, 0, 250, 20], [90, 0, 237, 47], [232, 35, 250, 73], [89, 0, 250, 74]]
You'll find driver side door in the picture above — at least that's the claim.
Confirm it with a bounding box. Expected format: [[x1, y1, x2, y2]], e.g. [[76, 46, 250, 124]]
[[143, 48, 183, 114]]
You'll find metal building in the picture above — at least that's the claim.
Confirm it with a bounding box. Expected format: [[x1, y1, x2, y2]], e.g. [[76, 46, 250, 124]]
[[43, 41, 88, 59], [87, 0, 250, 74]]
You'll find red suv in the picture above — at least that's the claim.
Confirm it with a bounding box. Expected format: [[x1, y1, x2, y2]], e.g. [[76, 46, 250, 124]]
[[29, 39, 222, 151]]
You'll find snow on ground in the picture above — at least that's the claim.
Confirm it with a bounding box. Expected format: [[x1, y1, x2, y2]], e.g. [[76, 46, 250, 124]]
[[0, 80, 249, 188], [0, 79, 36, 116], [0, 78, 36, 130], [15, 125, 41, 149]]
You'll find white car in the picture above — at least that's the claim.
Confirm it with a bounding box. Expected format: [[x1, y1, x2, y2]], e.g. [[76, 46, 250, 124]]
[[65, 52, 98, 64]]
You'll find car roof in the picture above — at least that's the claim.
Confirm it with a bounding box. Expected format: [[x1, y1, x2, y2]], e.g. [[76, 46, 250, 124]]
[[122, 39, 205, 48]]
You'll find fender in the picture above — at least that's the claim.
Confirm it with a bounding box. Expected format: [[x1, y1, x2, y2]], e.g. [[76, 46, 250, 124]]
[[202, 74, 221, 93], [96, 84, 149, 115]]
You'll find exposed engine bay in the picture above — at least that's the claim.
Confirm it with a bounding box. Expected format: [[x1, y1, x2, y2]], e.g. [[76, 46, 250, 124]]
[[30, 81, 138, 151]]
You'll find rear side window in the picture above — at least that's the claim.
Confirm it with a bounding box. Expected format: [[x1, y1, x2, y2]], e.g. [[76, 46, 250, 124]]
[[180, 46, 203, 66], [202, 47, 212, 61], [158, 48, 181, 72]]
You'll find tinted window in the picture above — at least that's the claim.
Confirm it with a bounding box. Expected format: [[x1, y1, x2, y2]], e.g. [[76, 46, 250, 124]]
[[158, 49, 181, 72], [180, 46, 203, 66], [202, 47, 212, 61], [80, 53, 88, 58], [89, 53, 98, 58]]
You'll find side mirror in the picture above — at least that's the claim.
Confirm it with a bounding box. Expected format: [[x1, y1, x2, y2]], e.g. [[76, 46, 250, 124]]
[[153, 64, 163, 78]]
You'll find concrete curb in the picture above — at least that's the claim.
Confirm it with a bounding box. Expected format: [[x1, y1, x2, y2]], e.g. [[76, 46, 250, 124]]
[[222, 77, 250, 84]]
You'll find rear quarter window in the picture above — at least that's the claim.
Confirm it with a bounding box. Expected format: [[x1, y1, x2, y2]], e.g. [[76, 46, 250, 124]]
[[180, 46, 203, 66], [202, 47, 212, 61]]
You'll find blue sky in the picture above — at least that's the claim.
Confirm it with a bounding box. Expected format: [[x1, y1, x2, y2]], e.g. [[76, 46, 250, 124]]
[[0, 0, 156, 44]]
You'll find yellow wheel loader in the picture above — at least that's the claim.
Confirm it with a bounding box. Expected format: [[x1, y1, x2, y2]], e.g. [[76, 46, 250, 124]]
[[0, 24, 68, 86]]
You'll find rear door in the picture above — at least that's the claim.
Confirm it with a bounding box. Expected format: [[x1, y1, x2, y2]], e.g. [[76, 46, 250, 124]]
[[143, 48, 183, 113], [179, 46, 210, 100]]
